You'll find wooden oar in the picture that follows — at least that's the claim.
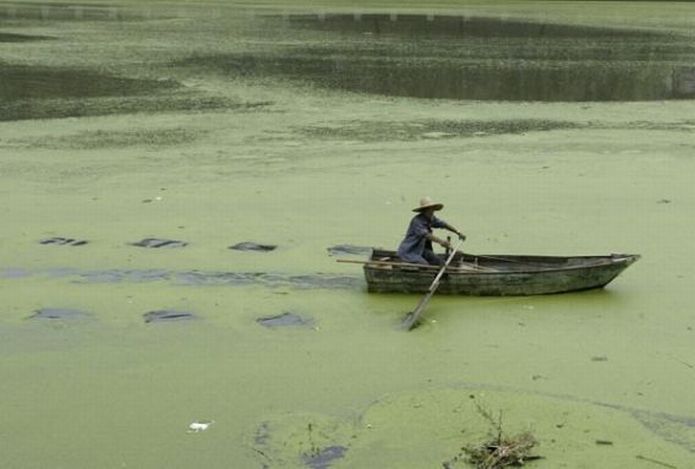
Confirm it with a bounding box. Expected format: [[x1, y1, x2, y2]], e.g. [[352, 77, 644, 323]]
[[402, 238, 464, 331]]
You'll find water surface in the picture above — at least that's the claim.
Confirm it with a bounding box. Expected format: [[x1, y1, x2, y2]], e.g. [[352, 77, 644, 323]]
[[1, 2, 695, 468]]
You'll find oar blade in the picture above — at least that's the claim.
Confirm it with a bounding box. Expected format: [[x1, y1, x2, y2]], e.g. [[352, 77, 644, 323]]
[[400, 238, 465, 332], [401, 311, 418, 330], [401, 290, 434, 330]]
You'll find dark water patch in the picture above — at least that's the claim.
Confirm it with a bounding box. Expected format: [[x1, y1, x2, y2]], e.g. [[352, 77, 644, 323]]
[[45, 267, 79, 278], [257, 312, 314, 328], [255, 422, 271, 446], [81, 269, 171, 283], [0, 267, 30, 278], [144, 310, 196, 323], [129, 238, 188, 249], [608, 119, 695, 132], [229, 242, 278, 252], [251, 417, 350, 469], [327, 244, 372, 256], [278, 13, 666, 39], [0, 94, 272, 122], [7, 267, 363, 290], [302, 119, 579, 142], [630, 409, 695, 453], [173, 271, 362, 290], [0, 3, 159, 22], [195, 52, 692, 102], [28, 308, 88, 320], [0, 32, 54, 42], [0, 64, 178, 102], [303, 446, 348, 469], [16, 128, 207, 150], [179, 13, 695, 102], [673, 66, 695, 97], [0, 62, 267, 121], [39, 237, 88, 246]]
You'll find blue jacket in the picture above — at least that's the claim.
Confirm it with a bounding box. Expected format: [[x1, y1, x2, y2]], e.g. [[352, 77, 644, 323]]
[[397, 213, 447, 262]]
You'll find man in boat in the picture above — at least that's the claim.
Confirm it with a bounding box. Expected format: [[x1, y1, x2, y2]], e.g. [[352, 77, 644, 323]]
[[397, 197, 465, 266]]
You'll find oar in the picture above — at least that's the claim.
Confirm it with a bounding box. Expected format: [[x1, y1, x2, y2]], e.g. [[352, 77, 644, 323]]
[[402, 238, 464, 331]]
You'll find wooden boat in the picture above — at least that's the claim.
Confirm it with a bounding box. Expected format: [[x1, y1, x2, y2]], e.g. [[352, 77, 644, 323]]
[[361, 249, 640, 296]]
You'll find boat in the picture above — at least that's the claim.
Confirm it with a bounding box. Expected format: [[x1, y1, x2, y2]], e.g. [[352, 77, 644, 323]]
[[360, 249, 640, 296]]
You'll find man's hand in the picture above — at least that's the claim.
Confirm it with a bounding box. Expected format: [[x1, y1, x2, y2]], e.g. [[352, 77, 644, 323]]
[[446, 224, 466, 242]]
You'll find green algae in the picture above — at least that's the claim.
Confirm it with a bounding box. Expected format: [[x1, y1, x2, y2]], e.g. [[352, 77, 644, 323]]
[[1, 2, 695, 468]]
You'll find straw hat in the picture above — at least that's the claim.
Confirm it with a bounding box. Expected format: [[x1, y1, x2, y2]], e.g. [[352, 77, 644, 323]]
[[413, 196, 443, 212]]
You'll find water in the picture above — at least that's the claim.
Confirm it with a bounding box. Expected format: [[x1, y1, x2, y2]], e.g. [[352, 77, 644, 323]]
[[178, 13, 695, 101], [1, 2, 695, 468]]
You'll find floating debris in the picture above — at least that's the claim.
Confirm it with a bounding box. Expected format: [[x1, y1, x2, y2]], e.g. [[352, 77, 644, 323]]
[[257, 312, 314, 328], [144, 310, 196, 323], [421, 131, 455, 139], [595, 440, 613, 445], [39, 237, 88, 246], [229, 242, 277, 252], [130, 238, 188, 248], [591, 356, 609, 362], [187, 420, 214, 433], [454, 401, 541, 469], [463, 432, 540, 468], [326, 244, 372, 256], [28, 308, 89, 320]]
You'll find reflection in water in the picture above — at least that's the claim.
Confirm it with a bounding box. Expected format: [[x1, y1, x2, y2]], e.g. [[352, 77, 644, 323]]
[[285, 13, 667, 39], [673, 66, 695, 97], [180, 14, 695, 102], [0, 3, 153, 21]]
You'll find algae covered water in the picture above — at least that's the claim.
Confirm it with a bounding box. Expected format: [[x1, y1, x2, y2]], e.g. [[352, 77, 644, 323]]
[[1, 1, 695, 467]]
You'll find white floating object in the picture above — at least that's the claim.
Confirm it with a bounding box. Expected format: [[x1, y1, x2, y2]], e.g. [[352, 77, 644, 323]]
[[421, 131, 454, 139], [188, 420, 214, 433]]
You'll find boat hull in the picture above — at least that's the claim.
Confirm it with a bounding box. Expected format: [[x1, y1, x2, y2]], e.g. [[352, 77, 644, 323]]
[[364, 251, 640, 296]]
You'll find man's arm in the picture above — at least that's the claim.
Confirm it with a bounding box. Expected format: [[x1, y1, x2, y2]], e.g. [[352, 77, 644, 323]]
[[425, 232, 459, 250], [441, 223, 466, 242], [432, 216, 466, 241]]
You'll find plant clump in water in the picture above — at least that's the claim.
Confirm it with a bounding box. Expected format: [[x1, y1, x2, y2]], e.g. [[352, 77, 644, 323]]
[[445, 401, 541, 469], [463, 432, 539, 469]]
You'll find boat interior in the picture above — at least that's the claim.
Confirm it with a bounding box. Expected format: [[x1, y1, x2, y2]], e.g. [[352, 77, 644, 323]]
[[368, 249, 636, 273]]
